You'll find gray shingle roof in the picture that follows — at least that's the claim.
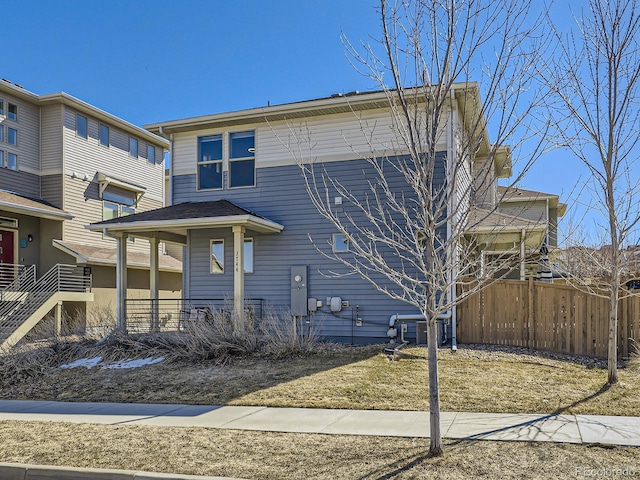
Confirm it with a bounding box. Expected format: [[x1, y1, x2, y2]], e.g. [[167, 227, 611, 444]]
[[92, 199, 264, 226]]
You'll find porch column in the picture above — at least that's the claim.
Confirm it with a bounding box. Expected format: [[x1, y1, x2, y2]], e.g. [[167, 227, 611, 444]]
[[149, 237, 160, 332], [232, 225, 245, 333], [116, 233, 128, 332]]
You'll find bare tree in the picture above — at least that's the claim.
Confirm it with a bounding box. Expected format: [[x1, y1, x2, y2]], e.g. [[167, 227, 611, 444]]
[[540, 0, 640, 384], [282, 0, 548, 456]]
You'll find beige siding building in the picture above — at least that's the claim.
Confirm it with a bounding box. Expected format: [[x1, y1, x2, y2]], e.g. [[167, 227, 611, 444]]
[[0, 79, 180, 335]]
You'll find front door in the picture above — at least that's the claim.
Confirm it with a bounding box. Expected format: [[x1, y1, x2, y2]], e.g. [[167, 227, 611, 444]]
[[0, 230, 15, 287]]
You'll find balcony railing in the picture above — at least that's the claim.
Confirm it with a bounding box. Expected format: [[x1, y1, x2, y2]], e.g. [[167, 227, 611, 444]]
[[124, 298, 264, 333]]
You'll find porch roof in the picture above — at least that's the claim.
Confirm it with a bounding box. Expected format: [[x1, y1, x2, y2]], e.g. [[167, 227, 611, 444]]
[[0, 189, 73, 221], [465, 207, 546, 249], [53, 240, 182, 272], [86, 199, 284, 244]]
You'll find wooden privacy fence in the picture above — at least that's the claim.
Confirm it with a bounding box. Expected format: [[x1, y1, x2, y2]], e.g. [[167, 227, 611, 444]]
[[457, 278, 640, 358]]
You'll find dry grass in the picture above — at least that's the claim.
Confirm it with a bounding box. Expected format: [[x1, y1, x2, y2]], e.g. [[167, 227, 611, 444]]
[[0, 420, 637, 480], [0, 338, 639, 416], [1, 332, 639, 478]]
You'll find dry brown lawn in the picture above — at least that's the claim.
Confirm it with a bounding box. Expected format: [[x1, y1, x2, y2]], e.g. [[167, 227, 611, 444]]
[[1, 420, 639, 480], [1, 342, 638, 416], [1, 340, 639, 478]]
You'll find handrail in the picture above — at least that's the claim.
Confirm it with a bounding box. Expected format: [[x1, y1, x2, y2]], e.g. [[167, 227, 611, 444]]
[[0, 265, 36, 316], [0, 264, 92, 324]]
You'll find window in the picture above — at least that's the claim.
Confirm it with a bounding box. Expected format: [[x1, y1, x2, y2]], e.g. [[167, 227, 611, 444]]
[[102, 201, 119, 221], [76, 114, 88, 139], [0, 126, 3, 142], [198, 134, 223, 189], [103, 189, 135, 206], [7, 127, 17, 145], [0, 151, 3, 167], [7, 103, 17, 121], [99, 124, 109, 147], [129, 137, 138, 157], [244, 238, 254, 273], [333, 233, 349, 253], [102, 191, 135, 241], [0, 100, 3, 115], [7, 153, 17, 170], [229, 131, 255, 188], [210, 239, 224, 274], [147, 144, 155, 164]]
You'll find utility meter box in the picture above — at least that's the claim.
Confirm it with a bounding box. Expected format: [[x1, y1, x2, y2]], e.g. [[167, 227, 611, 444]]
[[290, 266, 308, 316]]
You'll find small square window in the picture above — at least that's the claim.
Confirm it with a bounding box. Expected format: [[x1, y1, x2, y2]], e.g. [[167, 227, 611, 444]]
[[210, 239, 224, 274], [129, 137, 138, 157], [147, 144, 155, 164], [333, 233, 349, 253], [7, 127, 17, 145], [8, 103, 17, 121], [76, 114, 88, 139], [99, 124, 109, 147], [7, 153, 17, 170]]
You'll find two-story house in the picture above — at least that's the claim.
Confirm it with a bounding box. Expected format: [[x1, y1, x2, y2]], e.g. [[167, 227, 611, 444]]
[[0, 79, 180, 348], [91, 84, 564, 345]]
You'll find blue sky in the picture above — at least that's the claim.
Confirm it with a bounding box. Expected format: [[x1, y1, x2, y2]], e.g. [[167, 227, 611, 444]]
[[5, 0, 587, 238]]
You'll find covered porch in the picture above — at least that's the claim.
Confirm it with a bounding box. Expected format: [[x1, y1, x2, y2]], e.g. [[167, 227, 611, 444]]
[[465, 208, 548, 280], [87, 200, 284, 333]]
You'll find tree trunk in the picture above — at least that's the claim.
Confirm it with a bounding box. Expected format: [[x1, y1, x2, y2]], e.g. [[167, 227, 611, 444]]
[[427, 316, 443, 456], [608, 286, 618, 384]]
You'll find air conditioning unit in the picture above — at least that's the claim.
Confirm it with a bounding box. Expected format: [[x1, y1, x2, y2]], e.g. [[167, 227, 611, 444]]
[[416, 321, 446, 346]]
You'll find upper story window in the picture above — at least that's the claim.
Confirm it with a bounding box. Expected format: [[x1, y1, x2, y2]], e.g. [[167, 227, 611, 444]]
[[99, 124, 109, 147], [76, 114, 88, 139], [102, 187, 136, 240], [7, 103, 17, 121], [0, 126, 3, 142], [129, 137, 138, 158], [0, 100, 3, 115], [7, 153, 17, 170], [198, 134, 223, 190], [147, 144, 155, 165], [229, 131, 255, 188], [7, 127, 16, 146]]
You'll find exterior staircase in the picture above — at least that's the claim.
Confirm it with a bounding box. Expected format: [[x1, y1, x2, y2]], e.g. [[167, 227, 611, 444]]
[[0, 264, 93, 351]]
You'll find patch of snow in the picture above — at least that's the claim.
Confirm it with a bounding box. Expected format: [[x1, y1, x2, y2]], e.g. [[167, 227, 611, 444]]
[[59, 357, 103, 369], [101, 357, 165, 370]]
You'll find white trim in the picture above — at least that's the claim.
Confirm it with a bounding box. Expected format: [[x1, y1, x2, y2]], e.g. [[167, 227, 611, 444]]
[[87, 214, 284, 235]]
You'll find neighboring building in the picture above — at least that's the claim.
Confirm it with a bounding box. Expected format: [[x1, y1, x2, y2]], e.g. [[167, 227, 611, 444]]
[[0, 79, 180, 348], [464, 185, 567, 280], [91, 85, 564, 345]]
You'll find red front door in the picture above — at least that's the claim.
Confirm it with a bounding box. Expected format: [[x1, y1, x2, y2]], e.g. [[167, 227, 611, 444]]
[[0, 230, 15, 287]]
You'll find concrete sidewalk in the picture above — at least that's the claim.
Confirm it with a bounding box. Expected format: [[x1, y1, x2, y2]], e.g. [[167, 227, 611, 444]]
[[0, 400, 639, 447]]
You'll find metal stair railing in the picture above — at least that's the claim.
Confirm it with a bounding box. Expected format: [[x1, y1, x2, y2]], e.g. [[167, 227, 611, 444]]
[[0, 264, 92, 339], [0, 264, 36, 315]]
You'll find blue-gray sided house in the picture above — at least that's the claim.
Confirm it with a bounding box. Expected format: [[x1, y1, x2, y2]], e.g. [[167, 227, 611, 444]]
[[89, 85, 558, 345]]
